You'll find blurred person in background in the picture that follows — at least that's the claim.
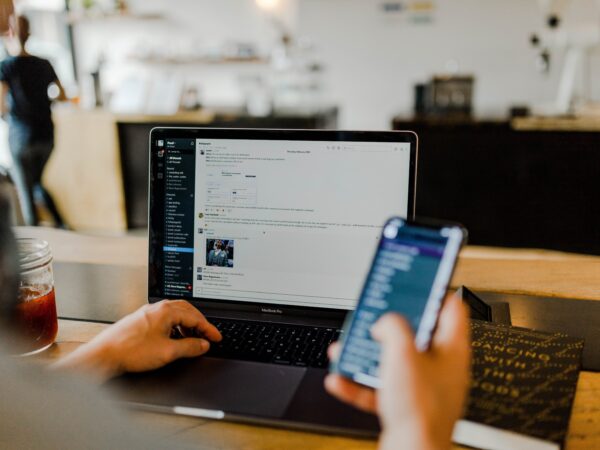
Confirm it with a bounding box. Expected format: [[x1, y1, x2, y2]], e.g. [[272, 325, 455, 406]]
[[0, 14, 67, 227]]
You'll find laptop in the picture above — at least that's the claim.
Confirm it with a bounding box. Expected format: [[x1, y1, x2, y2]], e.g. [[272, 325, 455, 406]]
[[110, 128, 418, 436]]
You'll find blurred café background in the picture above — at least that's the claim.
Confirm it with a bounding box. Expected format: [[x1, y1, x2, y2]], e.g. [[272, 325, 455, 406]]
[[2, 0, 600, 254]]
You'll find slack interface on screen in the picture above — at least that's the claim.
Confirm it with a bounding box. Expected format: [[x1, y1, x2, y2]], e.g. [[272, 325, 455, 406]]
[[161, 139, 197, 297], [160, 138, 412, 310]]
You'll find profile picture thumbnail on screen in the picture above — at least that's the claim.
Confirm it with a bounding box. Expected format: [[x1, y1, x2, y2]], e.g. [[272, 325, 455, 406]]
[[206, 239, 234, 268]]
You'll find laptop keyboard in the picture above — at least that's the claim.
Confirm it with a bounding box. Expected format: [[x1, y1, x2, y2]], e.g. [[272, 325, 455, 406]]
[[205, 318, 342, 368]]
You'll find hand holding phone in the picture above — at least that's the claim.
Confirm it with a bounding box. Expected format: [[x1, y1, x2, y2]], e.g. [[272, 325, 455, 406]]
[[325, 296, 471, 450], [332, 217, 466, 389]]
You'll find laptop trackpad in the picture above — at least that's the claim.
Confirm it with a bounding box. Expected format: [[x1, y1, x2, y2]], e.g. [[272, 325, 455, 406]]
[[180, 358, 306, 417], [110, 357, 307, 419]]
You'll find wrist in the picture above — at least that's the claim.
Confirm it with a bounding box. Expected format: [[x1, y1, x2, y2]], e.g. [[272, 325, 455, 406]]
[[51, 338, 122, 383], [85, 338, 123, 379]]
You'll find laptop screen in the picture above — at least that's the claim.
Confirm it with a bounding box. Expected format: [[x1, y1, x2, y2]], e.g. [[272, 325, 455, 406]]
[[149, 129, 417, 311]]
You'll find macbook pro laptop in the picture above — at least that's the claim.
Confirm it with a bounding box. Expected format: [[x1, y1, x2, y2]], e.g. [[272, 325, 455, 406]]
[[111, 128, 418, 436]]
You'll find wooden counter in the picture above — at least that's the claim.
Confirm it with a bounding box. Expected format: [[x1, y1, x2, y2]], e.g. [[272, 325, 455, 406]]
[[393, 115, 600, 132], [512, 116, 600, 132], [43, 108, 217, 233], [21, 226, 598, 450], [16, 226, 600, 301], [392, 116, 600, 254]]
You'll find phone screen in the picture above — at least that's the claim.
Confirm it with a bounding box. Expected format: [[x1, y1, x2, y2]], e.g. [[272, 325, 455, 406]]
[[335, 218, 464, 388]]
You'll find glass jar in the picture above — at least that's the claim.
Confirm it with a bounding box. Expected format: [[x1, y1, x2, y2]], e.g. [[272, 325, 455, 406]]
[[14, 238, 58, 355]]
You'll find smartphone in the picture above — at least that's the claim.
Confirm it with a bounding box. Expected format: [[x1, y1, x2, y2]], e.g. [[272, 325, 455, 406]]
[[333, 217, 467, 389]]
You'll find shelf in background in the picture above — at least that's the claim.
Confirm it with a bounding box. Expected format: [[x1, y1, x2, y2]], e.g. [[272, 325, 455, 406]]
[[66, 11, 165, 24], [129, 56, 268, 66]]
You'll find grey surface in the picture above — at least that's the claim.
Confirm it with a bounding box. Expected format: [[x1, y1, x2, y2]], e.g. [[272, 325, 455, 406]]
[[475, 291, 600, 371], [54, 262, 147, 323], [0, 349, 176, 450]]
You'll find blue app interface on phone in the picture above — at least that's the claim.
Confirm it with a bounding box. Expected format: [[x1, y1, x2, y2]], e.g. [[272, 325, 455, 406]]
[[338, 221, 451, 386]]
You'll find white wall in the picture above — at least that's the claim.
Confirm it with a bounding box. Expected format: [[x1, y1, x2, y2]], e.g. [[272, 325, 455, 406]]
[[297, 0, 600, 129], [71, 0, 600, 128], [73, 0, 293, 107]]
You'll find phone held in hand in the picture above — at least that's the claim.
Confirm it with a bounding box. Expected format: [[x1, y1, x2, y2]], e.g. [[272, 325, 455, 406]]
[[332, 217, 467, 389]]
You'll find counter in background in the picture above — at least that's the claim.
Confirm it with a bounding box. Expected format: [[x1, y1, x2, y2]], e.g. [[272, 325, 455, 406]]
[[17, 226, 600, 450], [118, 107, 338, 229], [392, 116, 600, 254]]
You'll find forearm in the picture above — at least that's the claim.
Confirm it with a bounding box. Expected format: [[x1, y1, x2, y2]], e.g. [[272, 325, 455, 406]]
[[0, 81, 8, 116], [53, 79, 68, 102], [56, 90, 68, 102]]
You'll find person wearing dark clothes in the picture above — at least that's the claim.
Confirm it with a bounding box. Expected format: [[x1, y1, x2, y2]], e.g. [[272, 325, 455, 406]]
[[0, 15, 67, 226]]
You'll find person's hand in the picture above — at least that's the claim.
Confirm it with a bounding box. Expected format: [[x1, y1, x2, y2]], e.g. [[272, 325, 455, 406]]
[[325, 296, 471, 450], [52, 300, 222, 383]]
